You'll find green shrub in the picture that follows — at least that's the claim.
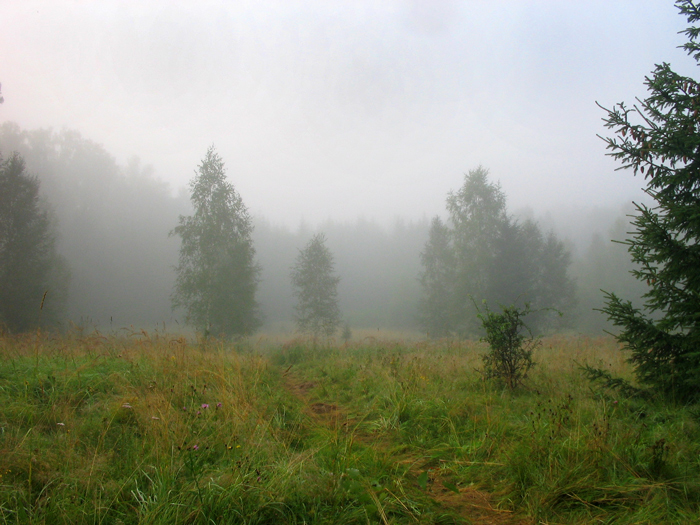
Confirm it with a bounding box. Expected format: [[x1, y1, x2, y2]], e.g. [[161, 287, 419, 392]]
[[478, 304, 538, 389]]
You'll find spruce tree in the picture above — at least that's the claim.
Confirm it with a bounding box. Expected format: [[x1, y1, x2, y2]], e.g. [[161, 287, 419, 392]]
[[598, 0, 700, 401], [419, 217, 456, 337], [291, 233, 341, 338], [0, 153, 68, 332], [171, 146, 261, 337]]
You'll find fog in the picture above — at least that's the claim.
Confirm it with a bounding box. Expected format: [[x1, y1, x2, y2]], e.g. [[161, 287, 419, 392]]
[[3, 1, 696, 225], [0, 1, 687, 333]]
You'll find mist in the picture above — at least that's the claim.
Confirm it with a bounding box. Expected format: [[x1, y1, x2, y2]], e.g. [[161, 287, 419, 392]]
[[0, 1, 681, 334], [0, 120, 644, 335], [3, 1, 696, 226]]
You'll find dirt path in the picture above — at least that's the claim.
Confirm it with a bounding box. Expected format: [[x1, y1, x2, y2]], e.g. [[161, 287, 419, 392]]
[[428, 483, 529, 525], [282, 370, 531, 525]]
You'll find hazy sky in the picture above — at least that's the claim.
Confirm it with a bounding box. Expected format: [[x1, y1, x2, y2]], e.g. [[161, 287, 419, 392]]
[[2, 1, 696, 227]]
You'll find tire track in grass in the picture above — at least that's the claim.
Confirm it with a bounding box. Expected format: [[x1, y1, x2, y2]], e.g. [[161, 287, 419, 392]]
[[280, 366, 531, 525]]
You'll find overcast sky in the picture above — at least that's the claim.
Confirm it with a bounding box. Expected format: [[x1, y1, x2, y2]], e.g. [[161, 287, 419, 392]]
[[1, 0, 696, 227]]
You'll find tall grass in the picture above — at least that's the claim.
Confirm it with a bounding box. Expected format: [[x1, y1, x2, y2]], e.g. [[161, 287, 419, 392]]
[[0, 330, 698, 524], [274, 335, 700, 524]]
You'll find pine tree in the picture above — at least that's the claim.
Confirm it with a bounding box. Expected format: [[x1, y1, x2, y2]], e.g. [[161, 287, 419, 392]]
[[419, 217, 456, 337], [598, 0, 700, 401], [0, 152, 68, 332], [171, 146, 260, 337], [291, 233, 341, 338]]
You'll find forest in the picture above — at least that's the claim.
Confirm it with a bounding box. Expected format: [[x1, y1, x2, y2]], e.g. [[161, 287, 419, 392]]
[[0, 121, 646, 338], [3, 2, 700, 522]]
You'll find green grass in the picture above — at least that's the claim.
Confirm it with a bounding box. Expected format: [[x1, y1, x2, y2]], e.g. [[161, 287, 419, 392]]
[[0, 330, 698, 524]]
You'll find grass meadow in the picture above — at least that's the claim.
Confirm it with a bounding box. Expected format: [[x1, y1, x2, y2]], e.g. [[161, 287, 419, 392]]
[[0, 329, 699, 524]]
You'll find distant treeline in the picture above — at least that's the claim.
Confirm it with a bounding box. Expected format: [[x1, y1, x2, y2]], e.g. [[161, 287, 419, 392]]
[[0, 122, 645, 335]]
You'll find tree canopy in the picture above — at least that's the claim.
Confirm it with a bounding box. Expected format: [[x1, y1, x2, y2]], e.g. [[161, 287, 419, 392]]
[[0, 122, 184, 328], [419, 167, 575, 337], [171, 146, 261, 337], [0, 152, 68, 332], [291, 233, 342, 338]]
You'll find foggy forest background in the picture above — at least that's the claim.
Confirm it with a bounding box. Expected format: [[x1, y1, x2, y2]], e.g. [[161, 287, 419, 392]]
[[0, 121, 646, 336]]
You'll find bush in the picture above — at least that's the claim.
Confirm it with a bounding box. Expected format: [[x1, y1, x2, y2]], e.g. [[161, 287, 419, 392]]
[[479, 304, 539, 389]]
